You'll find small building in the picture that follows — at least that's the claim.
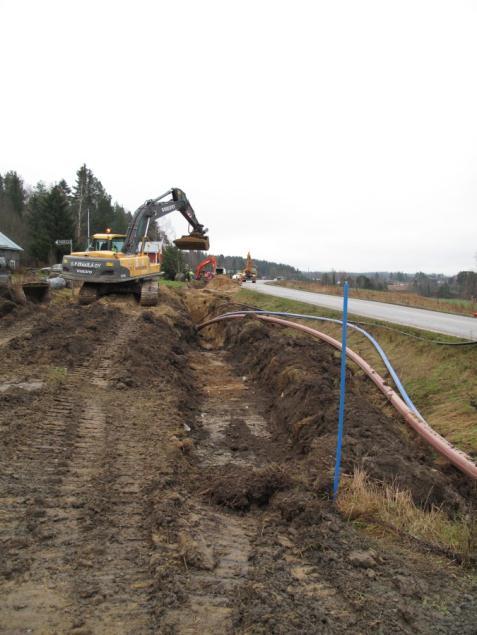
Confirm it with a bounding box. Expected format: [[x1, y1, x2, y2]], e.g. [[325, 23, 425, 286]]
[[144, 241, 163, 264], [0, 231, 23, 270]]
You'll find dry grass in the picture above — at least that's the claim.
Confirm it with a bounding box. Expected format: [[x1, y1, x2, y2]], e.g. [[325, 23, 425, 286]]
[[338, 469, 476, 559], [273, 280, 476, 316]]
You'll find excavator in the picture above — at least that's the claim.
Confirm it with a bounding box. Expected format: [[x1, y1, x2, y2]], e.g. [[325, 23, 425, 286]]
[[62, 188, 209, 306], [241, 251, 257, 283], [195, 255, 216, 280], [194, 256, 227, 281]]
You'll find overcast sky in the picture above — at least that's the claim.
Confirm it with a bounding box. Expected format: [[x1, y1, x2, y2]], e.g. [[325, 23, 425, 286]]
[[1, 0, 476, 274]]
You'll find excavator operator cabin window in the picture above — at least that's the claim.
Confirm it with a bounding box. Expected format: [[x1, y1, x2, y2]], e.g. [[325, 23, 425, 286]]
[[112, 238, 125, 252]]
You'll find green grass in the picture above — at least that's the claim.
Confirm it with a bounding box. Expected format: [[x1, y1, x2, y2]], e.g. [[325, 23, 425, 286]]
[[160, 279, 187, 288], [46, 366, 68, 385], [237, 288, 477, 456]]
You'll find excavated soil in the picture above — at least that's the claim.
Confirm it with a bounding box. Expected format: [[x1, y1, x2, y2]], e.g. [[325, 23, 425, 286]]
[[0, 287, 476, 634]]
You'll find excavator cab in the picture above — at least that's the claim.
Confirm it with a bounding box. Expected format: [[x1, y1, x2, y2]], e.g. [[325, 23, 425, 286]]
[[88, 233, 126, 253]]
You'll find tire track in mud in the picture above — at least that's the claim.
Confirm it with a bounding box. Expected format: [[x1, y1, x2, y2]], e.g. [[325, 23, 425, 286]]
[[160, 349, 260, 633], [161, 347, 356, 633], [0, 309, 157, 633], [0, 320, 34, 348]]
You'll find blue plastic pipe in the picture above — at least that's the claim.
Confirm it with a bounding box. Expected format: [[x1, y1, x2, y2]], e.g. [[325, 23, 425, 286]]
[[333, 282, 349, 500]]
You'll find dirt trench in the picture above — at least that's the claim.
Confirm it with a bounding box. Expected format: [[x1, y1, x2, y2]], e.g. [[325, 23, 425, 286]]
[[0, 288, 476, 634]]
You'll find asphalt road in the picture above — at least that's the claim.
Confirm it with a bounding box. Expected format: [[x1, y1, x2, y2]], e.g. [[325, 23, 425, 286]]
[[251, 281, 477, 340]]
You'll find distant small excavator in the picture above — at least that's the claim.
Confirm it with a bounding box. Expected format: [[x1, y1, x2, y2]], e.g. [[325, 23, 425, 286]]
[[62, 188, 209, 305], [195, 256, 226, 281], [195, 255, 216, 280], [241, 251, 257, 283]]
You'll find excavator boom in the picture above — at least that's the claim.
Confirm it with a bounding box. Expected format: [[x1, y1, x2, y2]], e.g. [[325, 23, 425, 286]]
[[123, 188, 209, 254]]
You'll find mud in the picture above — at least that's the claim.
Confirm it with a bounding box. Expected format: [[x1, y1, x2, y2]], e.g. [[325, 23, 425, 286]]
[[206, 276, 240, 291], [5, 302, 122, 370], [0, 287, 476, 633], [206, 464, 291, 510], [209, 314, 475, 512]]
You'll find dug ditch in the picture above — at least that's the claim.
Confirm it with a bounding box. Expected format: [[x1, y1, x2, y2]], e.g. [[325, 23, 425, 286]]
[[0, 287, 476, 634]]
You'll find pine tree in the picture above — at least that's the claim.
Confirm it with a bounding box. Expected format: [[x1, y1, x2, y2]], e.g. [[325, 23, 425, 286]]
[[3, 171, 26, 215], [161, 245, 184, 280], [72, 164, 128, 245], [72, 164, 95, 244], [28, 184, 74, 264]]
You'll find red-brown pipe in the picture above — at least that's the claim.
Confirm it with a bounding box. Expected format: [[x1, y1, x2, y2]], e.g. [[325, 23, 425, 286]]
[[198, 313, 477, 480]]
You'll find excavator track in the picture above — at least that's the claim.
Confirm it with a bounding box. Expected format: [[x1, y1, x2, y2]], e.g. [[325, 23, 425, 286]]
[[139, 279, 159, 306], [78, 283, 98, 305]]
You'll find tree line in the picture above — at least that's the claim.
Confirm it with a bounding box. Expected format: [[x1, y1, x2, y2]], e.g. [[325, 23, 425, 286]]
[[304, 270, 477, 300], [0, 166, 131, 264]]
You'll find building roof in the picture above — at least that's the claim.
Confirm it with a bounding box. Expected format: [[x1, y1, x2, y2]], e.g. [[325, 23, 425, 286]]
[[0, 231, 23, 251]]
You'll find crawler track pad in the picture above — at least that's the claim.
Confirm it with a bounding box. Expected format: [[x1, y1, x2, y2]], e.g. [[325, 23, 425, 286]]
[[174, 234, 210, 251]]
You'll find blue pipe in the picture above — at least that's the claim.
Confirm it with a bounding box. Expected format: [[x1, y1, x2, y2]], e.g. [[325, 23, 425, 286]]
[[333, 282, 349, 500], [217, 309, 424, 421]]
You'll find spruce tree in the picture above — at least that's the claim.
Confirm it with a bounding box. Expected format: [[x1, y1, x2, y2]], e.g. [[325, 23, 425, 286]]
[[161, 245, 184, 280], [3, 171, 26, 215], [28, 185, 74, 264]]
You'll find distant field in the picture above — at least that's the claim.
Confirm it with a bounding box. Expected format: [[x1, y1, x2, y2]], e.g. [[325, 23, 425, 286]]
[[238, 287, 477, 456], [271, 280, 476, 316]]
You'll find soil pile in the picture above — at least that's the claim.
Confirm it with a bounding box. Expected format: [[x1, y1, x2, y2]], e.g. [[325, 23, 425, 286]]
[[209, 312, 475, 511], [110, 306, 196, 392], [207, 276, 239, 290], [0, 297, 16, 317], [5, 302, 121, 369]]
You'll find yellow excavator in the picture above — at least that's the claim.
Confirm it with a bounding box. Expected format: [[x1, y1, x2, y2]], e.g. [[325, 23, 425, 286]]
[[241, 251, 257, 283], [62, 188, 209, 305]]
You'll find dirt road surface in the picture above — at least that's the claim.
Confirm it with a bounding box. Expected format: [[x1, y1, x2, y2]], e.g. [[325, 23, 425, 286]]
[[1, 287, 476, 633]]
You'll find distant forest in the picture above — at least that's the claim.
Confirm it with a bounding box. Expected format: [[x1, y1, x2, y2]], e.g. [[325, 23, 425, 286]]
[[302, 270, 477, 300]]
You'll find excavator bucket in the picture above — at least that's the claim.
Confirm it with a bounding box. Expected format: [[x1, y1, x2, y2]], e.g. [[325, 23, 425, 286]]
[[22, 282, 50, 303], [174, 233, 210, 251]]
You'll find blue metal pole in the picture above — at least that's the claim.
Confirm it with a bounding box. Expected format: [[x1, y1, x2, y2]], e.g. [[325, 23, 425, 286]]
[[333, 281, 349, 500]]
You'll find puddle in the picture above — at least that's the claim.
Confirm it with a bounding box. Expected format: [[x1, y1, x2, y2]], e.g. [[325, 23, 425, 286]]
[[196, 350, 271, 467], [0, 380, 44, 393]]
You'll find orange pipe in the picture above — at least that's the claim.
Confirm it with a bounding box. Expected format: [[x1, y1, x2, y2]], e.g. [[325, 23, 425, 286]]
[[198, 313, 477, 480]]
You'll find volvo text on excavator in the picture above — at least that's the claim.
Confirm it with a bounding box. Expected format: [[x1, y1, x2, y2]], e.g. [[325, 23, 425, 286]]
[[62, 188, 209, 306]]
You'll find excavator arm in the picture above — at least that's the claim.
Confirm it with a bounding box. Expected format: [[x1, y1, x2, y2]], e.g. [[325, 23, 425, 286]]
[[123, 188, 209, 254]]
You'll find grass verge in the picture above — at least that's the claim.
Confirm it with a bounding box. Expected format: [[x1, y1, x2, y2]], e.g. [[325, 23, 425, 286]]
[[338, 469, 476, 561], [160, 279, 187, 288]]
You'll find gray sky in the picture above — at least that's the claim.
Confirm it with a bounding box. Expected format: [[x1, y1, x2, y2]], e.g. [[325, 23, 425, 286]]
[[1, 0, 476, 274]]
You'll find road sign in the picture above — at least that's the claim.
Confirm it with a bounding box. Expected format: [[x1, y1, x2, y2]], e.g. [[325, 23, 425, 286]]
[[55, 239, 72, 246]]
